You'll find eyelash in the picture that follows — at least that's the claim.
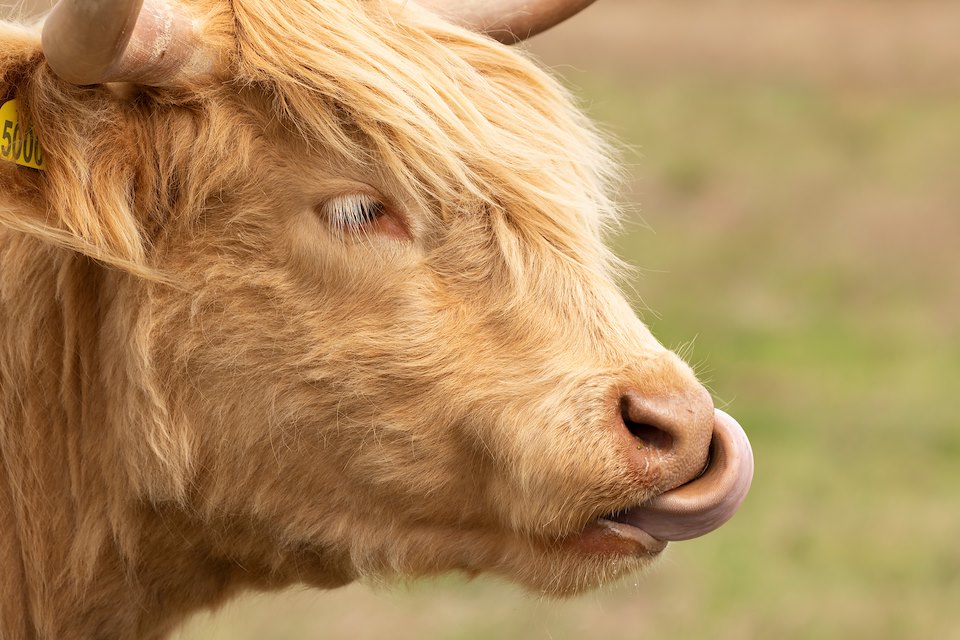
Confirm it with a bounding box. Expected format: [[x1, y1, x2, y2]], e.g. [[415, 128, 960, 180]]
[[322, 193, 387, 234]]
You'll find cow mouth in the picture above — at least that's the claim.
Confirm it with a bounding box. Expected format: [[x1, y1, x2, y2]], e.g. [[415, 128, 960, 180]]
[[579, 409, 754, 555]]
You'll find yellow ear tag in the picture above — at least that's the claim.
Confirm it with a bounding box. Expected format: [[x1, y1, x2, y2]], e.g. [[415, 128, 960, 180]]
[[0, 99, 46, 171]]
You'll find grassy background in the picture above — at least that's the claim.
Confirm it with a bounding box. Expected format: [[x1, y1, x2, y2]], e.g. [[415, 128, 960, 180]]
[[6, 0, 959, 637]]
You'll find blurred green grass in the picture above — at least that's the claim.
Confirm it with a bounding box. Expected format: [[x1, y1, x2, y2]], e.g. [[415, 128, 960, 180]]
[[595, 75, 960, 639], [7, 1, 956, 638]]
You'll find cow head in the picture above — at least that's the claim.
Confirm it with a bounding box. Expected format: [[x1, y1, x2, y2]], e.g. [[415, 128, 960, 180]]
[[7, 0, 752, 598]]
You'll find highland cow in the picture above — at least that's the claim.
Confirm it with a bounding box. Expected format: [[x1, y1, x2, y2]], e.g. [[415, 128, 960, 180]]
[[0, 0, 753, 638]]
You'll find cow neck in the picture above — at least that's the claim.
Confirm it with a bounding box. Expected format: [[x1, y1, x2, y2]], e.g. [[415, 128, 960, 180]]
[[0, 239, 355, 638], [0, 244, 237, 639]]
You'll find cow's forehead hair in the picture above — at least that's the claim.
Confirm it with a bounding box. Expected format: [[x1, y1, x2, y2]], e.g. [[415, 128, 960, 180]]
[[232, 0, 620, 251], [0, 1, 621, 278]]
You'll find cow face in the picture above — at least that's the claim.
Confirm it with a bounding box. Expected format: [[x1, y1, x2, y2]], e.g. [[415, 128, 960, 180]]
[[23, 0, 753, 596]]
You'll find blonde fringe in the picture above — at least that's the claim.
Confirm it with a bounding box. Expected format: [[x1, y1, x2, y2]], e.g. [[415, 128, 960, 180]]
[[232, 0, 620, 243], [2, 0, 619, 276]]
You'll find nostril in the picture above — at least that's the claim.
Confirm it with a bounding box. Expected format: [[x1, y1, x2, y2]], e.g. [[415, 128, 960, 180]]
[[620, 396, 675, 452], [624, 421, 674, 452]]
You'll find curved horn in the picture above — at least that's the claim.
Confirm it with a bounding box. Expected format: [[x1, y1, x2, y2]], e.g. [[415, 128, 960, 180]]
[[42, 0, 197, 85], [417, 0, 598, 44]]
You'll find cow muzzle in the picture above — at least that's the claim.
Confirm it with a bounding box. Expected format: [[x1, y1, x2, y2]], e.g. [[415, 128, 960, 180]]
[[609, 408, 754, 541], [574, 381, 753, 556]]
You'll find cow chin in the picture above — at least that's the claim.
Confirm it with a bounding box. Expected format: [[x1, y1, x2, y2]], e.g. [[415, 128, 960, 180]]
[[328, 515, 665, 597], [496, 529, 665, 596], [509, 550, 659, 598]]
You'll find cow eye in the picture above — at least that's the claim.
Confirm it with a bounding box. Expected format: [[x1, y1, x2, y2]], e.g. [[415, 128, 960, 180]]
[[322, 193, 387, 232], [318, 192, 409, 240]]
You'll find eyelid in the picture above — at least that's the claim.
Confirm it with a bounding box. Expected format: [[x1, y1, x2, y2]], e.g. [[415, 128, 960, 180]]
[[323, 193, 384, 231], [316, 190, 410, 241]]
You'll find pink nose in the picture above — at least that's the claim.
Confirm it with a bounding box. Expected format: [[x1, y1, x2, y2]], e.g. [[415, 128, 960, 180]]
[[618, 385, 715, 492]]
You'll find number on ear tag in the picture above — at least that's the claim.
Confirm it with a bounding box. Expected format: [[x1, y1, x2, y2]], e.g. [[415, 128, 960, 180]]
[[0, 99, 46, 171]]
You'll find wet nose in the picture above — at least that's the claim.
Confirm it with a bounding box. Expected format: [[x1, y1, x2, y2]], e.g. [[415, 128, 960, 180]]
[[618, 384, 715, 491]]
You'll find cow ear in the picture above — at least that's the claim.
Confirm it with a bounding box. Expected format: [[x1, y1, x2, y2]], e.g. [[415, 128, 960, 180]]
[[0, 76, 152, 277]]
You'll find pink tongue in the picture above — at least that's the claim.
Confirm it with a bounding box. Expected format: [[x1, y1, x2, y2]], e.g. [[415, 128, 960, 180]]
[[614, 409, 754, 541]]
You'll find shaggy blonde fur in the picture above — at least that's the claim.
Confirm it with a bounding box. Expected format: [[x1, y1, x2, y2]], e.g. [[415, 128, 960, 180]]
[[0, 1, 709, 638]]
